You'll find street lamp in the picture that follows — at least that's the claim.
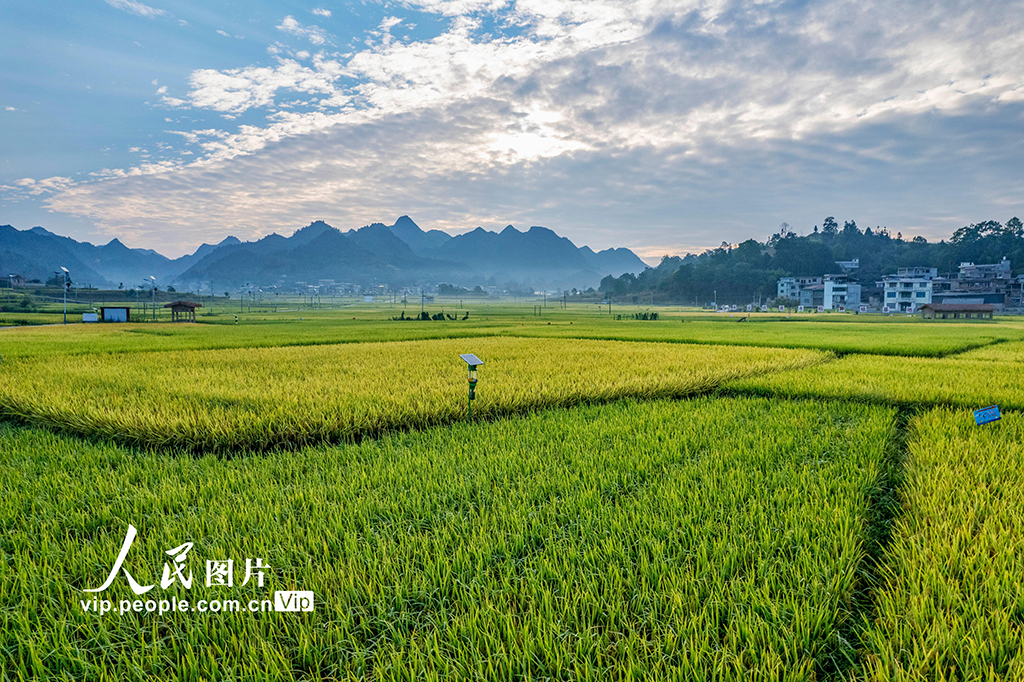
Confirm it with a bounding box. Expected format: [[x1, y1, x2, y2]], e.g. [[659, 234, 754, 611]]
[[57, 267, 70, 324], [459, 354, 483, 420], [149, 276, 156, 321]]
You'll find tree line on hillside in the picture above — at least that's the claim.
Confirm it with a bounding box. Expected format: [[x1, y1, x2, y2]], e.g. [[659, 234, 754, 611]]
[[600, 217, 1024, 304]]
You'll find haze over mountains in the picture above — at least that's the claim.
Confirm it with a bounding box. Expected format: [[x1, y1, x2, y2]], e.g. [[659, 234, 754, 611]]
[[0, 217, 648, 290]]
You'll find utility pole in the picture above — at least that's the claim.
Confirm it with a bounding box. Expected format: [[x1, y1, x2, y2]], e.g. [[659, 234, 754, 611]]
[[58, 267, 69, 324]]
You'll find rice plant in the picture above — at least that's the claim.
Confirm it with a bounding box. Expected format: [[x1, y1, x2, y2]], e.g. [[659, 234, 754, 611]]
[[857, 408, 1024, 681], [0, 337, 827, 452], [723, 353, 1024, 412], [1, 396, 895, 680]]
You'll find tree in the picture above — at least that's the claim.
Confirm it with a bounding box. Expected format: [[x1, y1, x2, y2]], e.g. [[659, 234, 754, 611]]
[[822, 217, 838, 236], [1007, 217, 1023, 238]]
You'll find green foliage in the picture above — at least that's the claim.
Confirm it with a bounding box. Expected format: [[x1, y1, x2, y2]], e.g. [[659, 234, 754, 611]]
[[1, 396, 895, 680], [599, 216, 1024, 304], [614, 311, 658, 320]]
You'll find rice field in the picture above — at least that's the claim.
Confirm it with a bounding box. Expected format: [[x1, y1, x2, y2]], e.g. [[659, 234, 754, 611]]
[[2, 305, 1019, 361], [515, 317, 1022, 357], [3, 307, 1024, 680], [858, 408, 1024, 681], [2, 396, 895, 680], [722, 351, 1024, 411], [0, 336, 827, 452]]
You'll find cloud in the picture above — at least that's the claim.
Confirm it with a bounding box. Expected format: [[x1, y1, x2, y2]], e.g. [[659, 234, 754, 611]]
[[311, 8, 331, 18], [3, 176, 76, 196], [103, 0, 167, 19], [30, 0, 1024, 256], [165, 58, 344, 115], [276, 16, 329, 46], [4, 106, 17, 111]]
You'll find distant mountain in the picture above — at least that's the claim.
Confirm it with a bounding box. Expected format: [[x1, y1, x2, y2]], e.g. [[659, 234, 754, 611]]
[[0, 217, 649, 291], [579, 245, 649, 278], [173, 220, 457, 287], [1, 224, 109, 285], [388, 215, 452, 254], [420, 224, 648, 284], [0, 224, 241, 288], [426, 224, 591, 274]]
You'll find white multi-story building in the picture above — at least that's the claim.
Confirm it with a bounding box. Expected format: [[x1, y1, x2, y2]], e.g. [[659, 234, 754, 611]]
[[777, 277, 799, 299], [823, 275, 861, 310], [959, 258, 1011, 281], [779, 275, 859, 309], [878, 268, 941, 312], [777, 276, 822, 301]]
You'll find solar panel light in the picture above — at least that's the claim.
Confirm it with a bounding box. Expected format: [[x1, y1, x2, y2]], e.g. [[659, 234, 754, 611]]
[[459, 353, 483, 418]]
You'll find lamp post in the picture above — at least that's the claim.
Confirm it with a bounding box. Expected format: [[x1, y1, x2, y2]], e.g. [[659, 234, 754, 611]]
[[149, 276, 156, 321], [58, 267, 70, 324], [459, 354, 483, 420]]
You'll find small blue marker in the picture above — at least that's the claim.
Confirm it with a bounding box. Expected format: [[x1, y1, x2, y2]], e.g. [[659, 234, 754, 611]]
[[974, 405, 1001, 426]]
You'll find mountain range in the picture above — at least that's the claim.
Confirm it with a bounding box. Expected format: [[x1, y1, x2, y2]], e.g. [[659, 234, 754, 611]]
[[0, 217, 648, 290]]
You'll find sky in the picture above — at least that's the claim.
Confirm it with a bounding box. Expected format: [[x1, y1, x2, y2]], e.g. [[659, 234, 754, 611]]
[[1, 0, 1023, 261]]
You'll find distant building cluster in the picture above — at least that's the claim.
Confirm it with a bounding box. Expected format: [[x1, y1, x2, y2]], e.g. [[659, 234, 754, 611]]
[[880, 259, 1017, 313], [776, 274, 862, 310], [777, 257, 1021, 313]]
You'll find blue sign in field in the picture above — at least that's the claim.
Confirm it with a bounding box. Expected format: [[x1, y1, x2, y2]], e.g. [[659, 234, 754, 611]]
[[974, 405, 1001, 426]]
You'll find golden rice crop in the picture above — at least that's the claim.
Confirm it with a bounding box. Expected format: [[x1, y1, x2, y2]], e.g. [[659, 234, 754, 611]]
[[516, 318, 1020, 356], [0, 336, 827, 452], [858, 408, 1024, 681], [2, 396, 895, 680], [723, 353, 1024, 411], [957, 338, 1024, 362]]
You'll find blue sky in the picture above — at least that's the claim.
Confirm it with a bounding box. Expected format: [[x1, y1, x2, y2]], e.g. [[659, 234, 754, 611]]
[[2, 0, 1023, 260]]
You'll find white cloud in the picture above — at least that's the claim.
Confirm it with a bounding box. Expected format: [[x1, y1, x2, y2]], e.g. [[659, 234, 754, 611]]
[[4, 106, 17, 111], [311, 8, 332, 18], [216, 29, 230, 37], [103, 0, 167, 19], [3, 176, 76, 196], [28, 0, 1024, 255], [276, 16, 329, 46], [173, 58, 344, 115]]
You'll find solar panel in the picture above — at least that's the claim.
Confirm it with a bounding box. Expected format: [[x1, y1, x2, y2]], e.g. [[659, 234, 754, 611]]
[[459, 353, 483, 366]]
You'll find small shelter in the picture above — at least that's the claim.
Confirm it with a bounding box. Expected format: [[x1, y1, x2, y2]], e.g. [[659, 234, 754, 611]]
[[164, 300, 202, 322], [99, 306, 131, 322], [919, 303, 994, 320]]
